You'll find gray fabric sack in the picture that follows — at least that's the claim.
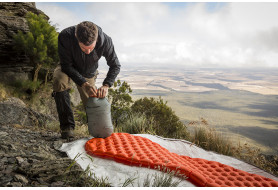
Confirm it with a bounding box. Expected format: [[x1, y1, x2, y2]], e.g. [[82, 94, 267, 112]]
[[86, 97, 113, 138]]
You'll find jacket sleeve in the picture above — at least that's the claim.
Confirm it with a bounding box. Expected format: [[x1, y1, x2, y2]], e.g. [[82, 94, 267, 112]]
[[58, 33, 87, 87], [102, 33, 121, 87]]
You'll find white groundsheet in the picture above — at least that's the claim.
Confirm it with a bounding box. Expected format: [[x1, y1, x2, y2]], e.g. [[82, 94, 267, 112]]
[[59, 134, 278, 187]]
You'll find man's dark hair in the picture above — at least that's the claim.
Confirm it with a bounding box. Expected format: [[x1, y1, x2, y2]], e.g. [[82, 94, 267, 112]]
[[75, 21, 98, 46]]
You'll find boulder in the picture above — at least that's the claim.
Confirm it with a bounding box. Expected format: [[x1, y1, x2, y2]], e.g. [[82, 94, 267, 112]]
[[0, 97, 56, 128]]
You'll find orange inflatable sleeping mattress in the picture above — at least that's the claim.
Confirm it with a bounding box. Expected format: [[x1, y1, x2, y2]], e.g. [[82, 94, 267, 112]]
[[85, 133, 278, 187]]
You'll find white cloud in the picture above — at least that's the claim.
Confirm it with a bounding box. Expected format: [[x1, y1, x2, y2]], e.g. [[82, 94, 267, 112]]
[[36, 3, 82, 31], [36, 2, 278, 68]]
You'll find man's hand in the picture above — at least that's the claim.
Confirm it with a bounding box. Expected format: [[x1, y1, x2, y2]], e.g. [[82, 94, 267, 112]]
[[82, 82, 97, 97], [97, 85, 109, 98]]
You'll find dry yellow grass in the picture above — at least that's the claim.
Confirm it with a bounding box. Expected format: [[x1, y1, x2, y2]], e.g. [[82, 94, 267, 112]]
[[188, 118, 278, 176]]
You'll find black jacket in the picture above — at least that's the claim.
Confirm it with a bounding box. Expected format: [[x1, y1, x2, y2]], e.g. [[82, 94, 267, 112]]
[[58, 24, 121, 87]]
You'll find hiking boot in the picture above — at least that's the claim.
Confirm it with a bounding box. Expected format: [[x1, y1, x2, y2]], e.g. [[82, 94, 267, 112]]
[[61, 128, 74, 140]]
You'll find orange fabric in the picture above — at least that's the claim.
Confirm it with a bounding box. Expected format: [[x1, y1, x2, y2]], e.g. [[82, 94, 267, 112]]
[[85, 133, 278, 187]]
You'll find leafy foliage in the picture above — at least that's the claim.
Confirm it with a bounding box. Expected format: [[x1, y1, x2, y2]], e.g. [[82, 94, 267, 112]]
[[131, 97, 189, 139], [108, 79, 133, 127], [107, 80, 188, 139], [13, 12, 59, 82]]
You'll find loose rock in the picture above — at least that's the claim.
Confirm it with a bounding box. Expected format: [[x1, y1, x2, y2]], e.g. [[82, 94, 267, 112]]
[[14, 174, 28, 185], [51, 181, 65, 187], [16, 156, 25, 164], [10, 182, 22, 187]]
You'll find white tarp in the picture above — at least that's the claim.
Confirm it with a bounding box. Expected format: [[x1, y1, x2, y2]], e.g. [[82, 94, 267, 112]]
[[59, 134, 278, 187]]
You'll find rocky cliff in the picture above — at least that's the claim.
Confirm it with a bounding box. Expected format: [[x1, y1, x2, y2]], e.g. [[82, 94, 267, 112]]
[[0, 2, 48, 83]]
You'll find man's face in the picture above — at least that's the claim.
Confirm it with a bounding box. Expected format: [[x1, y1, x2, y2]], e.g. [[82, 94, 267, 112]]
[[78, 41, 96, 55]]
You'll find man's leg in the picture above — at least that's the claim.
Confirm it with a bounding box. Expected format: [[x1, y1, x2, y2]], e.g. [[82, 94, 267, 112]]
[[52, 66, 75, 139], [76, 70, 98, 108]]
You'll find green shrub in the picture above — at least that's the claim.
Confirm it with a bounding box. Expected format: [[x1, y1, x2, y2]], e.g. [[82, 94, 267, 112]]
[[131, 97, 189, 139], [108, 79, 133, 127], [108, 81, 189, 140], [13, 12, 59, 82]]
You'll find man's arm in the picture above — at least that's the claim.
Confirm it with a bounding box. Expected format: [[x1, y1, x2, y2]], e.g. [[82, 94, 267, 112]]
[[96, 32, 121, 98], [58, 33, 87, 87], [102, 33, 121, 87]]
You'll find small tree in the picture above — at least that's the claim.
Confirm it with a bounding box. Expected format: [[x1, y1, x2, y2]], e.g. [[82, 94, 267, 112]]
[[13, 12, 59, 82], [108, 79, 133, 127], [131, 97, 189, 139]]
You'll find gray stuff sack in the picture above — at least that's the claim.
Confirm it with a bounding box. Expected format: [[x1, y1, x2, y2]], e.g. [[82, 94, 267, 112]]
[[86, 97, 113, 138]]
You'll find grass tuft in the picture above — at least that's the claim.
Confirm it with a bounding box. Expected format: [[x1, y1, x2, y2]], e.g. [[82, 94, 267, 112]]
[[116, 112, 156, 135], [190, 125, 235, 156], [142, 166, 184, 187], [64, 153, 111, 187]]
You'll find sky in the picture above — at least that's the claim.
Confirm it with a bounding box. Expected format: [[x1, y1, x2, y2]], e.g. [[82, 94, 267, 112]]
[[36, 2, 278, 68]]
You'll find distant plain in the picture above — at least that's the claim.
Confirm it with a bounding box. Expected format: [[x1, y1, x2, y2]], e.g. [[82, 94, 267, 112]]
[[97, 65, 278, 155]]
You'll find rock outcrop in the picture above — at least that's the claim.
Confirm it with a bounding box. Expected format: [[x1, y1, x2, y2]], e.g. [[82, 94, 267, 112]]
[[0, 2, 48, 83], [0, 97, 56, 128]]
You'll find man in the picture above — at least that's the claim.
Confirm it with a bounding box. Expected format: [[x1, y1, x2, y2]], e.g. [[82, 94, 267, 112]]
[[52, 21, 121, 139]]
